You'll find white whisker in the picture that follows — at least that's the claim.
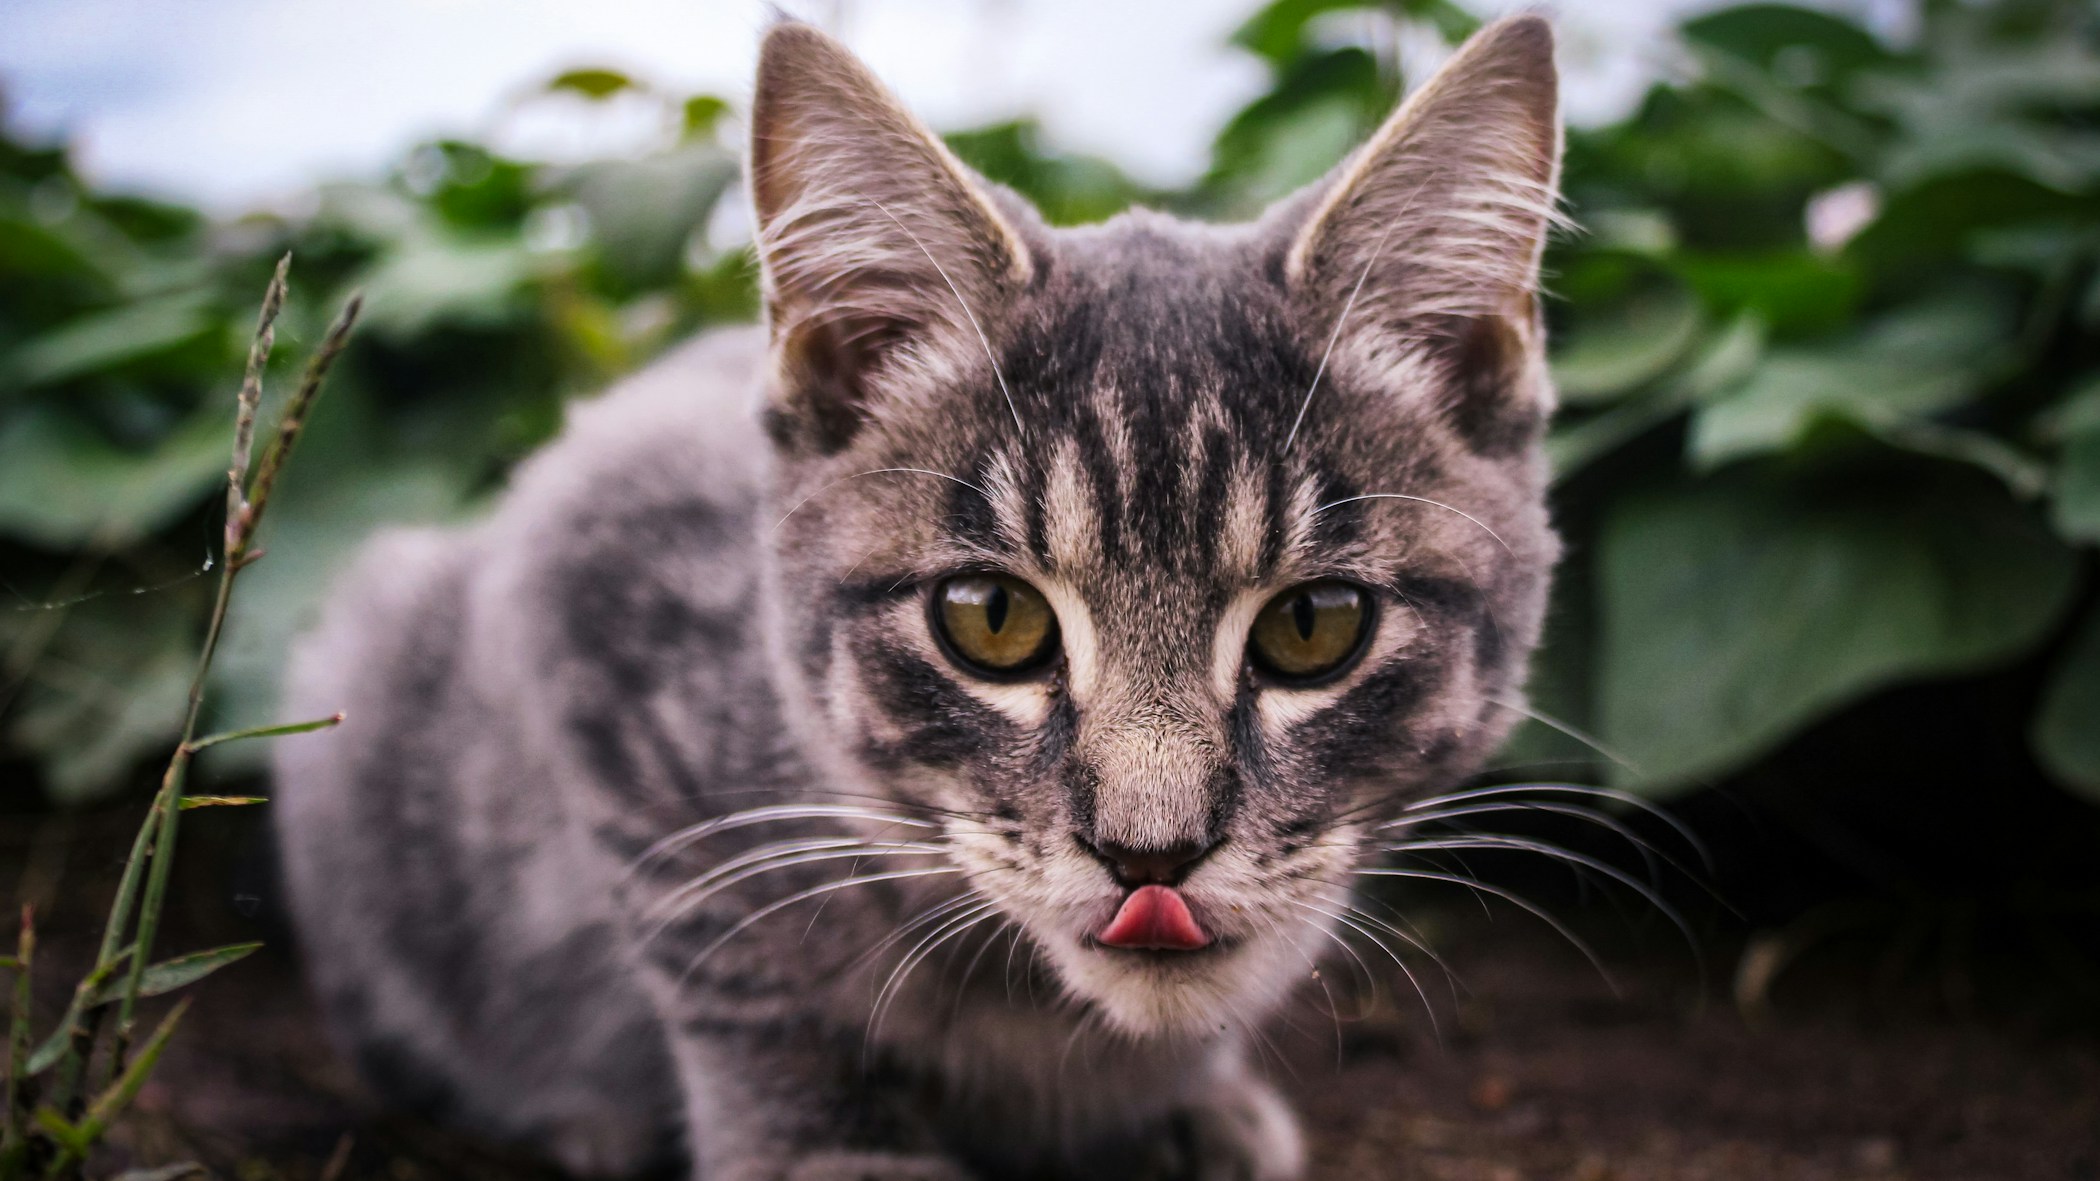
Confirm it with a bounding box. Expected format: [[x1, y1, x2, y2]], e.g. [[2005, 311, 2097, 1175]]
[[643, 840, 945, 938], [771, 467, 992, 534], [1282, 173, 1435, 454], [864, 197, 1023, 434], [1404, 781, 1707, 869], [630, 803, 939, 876], [1295, 899, 1442, 1040], [1313, 492, 1511, 555], [677, 866, 963, 986], [1357, 865, 1619, 995], [1379, 833, 1695, 948]]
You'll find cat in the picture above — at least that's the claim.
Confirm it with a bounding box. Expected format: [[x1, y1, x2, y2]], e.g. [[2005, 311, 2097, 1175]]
[[271, 13, 1562, 1181]]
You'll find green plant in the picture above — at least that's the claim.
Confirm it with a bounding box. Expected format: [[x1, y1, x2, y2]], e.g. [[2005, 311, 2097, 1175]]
[[0, 0, 2094, 809], [0, 260, 359, 1179], [1188, 0, 2100, 799]]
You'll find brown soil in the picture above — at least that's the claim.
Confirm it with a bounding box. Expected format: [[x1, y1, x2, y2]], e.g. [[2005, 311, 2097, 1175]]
[[8, 807, 2099, 1181]]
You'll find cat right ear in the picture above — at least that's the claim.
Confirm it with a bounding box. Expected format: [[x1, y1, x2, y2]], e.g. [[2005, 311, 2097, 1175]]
[[1280, 14, 1562, 454], [750, 21, 1033, 453]]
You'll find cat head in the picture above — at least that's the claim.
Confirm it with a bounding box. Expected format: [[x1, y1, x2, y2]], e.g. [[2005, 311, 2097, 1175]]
[[749, 16, 1562, 1038]]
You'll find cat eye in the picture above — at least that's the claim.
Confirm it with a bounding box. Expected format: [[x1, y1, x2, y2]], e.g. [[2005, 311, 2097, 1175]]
[[931, 574, 1059, 677], [1248, 581, 1372, 684]]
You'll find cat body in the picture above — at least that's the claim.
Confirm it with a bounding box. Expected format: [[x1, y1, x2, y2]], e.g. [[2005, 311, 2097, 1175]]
[[274, 17, 1563, 1180]]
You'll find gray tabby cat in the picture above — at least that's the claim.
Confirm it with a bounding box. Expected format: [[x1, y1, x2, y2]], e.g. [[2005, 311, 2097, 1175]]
[[273, 14, 1562, 1181]]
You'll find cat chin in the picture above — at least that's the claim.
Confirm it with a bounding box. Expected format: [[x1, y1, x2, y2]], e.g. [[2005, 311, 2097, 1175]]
[[1037, 930, 1305, 1041]]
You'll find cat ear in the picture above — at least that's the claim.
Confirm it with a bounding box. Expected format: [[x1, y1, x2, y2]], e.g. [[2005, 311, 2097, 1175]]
[[1283, 14, 1562, 449], [750, 21, 1033, 451]]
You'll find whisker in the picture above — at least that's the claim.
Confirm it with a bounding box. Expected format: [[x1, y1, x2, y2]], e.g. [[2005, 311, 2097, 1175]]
[[1379, 834, 1697, 950], [863, 197, 1024, 434], [1483, 698, 1642, 775], [1296, 899, 1442, 1041], [677, 866, 963, 985], [951, 916, 1017, 1023], [772, 467, 992, 534], [643, 842, 945, 940], [853, 891, 985, 969], [1404, 781, 1709, 871], [1313, 492, 1512, 555], [1358, 866, 1620, 996], [1388, 800, 1675, 884], [1283, 173, 1433, 454], [630, 803, 938, 876], [866, 901, 1001, 1048]]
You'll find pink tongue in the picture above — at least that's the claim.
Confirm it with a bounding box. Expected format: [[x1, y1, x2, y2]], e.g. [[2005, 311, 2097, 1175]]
[[1097, 884, 1211, 951]]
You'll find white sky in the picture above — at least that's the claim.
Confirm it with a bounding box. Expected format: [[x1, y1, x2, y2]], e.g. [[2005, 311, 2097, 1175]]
[[0, 0, 1902, 214]]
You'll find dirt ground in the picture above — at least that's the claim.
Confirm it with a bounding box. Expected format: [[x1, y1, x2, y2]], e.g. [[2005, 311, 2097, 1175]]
[[8, 805, 2100, 1181]]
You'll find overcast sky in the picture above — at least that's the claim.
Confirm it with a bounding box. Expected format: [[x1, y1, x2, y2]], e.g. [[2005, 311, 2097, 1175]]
[[0, 0, 1905, 214]]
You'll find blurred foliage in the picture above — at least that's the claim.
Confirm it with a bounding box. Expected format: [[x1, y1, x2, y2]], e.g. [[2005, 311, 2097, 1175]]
[[0, 0, 2096, 810]]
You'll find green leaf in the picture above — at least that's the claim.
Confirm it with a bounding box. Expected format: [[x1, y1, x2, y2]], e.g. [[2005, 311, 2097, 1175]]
[[2052, 429, 2100, 544], [184, 714, 341, 753], [1673, 250, 1862, 336], [178, 795, 268, 810], [545, 68, 638, 100], [1682, 4, 1891, 80], [24, 950, 131, 1074], [2034, 607, 2100, 800], [2, 293, 217, 390], [33, 1107, 89, 1156], [1550, 287, 1704, 403], [1688, 294, 2012, 472], [682, 95, 731, 142], [84, 943, 259, 1007], [0, 405, 231, 548], [1549, 314, 1765, 479], [1596, 466, 2080, 792], [566, 145, 738, 290], [354, 222, 542, 337]]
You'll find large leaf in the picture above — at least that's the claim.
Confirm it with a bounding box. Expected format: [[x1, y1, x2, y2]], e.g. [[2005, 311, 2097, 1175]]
[[0, 406, 231, 548], [1688, 292, 2014, 473], [1596, 465, 2079, 792], [2034, 606, 2100, 800], [565, 145, 738, 290], [354, 222, 543, 338], [1550, 285, 1705, 404], [2, 293, 219, 390]]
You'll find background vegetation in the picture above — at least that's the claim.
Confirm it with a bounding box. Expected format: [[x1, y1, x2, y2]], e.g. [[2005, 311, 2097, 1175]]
[[0, 0, 2094, 848]]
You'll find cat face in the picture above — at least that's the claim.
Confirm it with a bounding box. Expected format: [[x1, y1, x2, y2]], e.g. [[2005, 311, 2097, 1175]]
[[750, 17, 1561, 1037]]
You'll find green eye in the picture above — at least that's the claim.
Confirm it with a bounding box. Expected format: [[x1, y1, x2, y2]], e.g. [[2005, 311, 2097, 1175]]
[[932, 574, 1059, 676], [1249, 581, 1371, 683]]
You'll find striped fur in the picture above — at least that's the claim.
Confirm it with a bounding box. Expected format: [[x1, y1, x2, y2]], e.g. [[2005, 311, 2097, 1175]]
[[273, 15, 1562, 1181]]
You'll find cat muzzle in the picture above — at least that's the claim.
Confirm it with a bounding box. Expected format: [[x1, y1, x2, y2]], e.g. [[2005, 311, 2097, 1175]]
[[1095, 884, 1211, 951]]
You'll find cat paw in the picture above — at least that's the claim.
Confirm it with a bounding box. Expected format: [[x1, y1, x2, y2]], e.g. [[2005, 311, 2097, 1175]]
[[1174, 1071, 1307, 1181], [783, 1150, 977, 1181]]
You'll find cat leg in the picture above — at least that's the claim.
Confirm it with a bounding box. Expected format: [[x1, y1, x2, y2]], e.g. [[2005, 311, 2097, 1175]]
[[662, 1018, 977, 1181], [1158, 1057, 1306, 1181]]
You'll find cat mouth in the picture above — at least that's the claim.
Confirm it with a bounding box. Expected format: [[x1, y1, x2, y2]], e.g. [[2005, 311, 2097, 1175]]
[[1089, 884, 1214, 952]]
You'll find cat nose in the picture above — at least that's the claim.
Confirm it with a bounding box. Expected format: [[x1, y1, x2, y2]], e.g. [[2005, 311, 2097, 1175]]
[[1077, 835, 1217, 887]]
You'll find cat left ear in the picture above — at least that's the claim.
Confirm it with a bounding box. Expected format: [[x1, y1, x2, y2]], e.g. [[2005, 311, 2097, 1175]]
[[1284, 14, 1562, 451], [750, 21, 1033, 453]]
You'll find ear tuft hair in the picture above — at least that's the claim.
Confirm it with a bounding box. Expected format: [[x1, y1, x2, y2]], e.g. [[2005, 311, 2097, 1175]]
[[1282, 13, 1564, 450], [750, 22, 1031, 451]]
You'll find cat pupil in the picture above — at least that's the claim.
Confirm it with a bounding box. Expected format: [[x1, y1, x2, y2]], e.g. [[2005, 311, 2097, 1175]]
[[985, 584, 1010, 634], [1291, 594, 1316, 642]]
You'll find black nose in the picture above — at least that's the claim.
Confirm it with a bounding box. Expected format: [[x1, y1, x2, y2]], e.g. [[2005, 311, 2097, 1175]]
[[1077, 835, 1217, 887]]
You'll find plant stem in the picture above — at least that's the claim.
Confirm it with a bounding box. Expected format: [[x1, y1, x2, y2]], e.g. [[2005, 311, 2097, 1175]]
[[1, 908, 33, 1175], [108, 288, 360, 1078]]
